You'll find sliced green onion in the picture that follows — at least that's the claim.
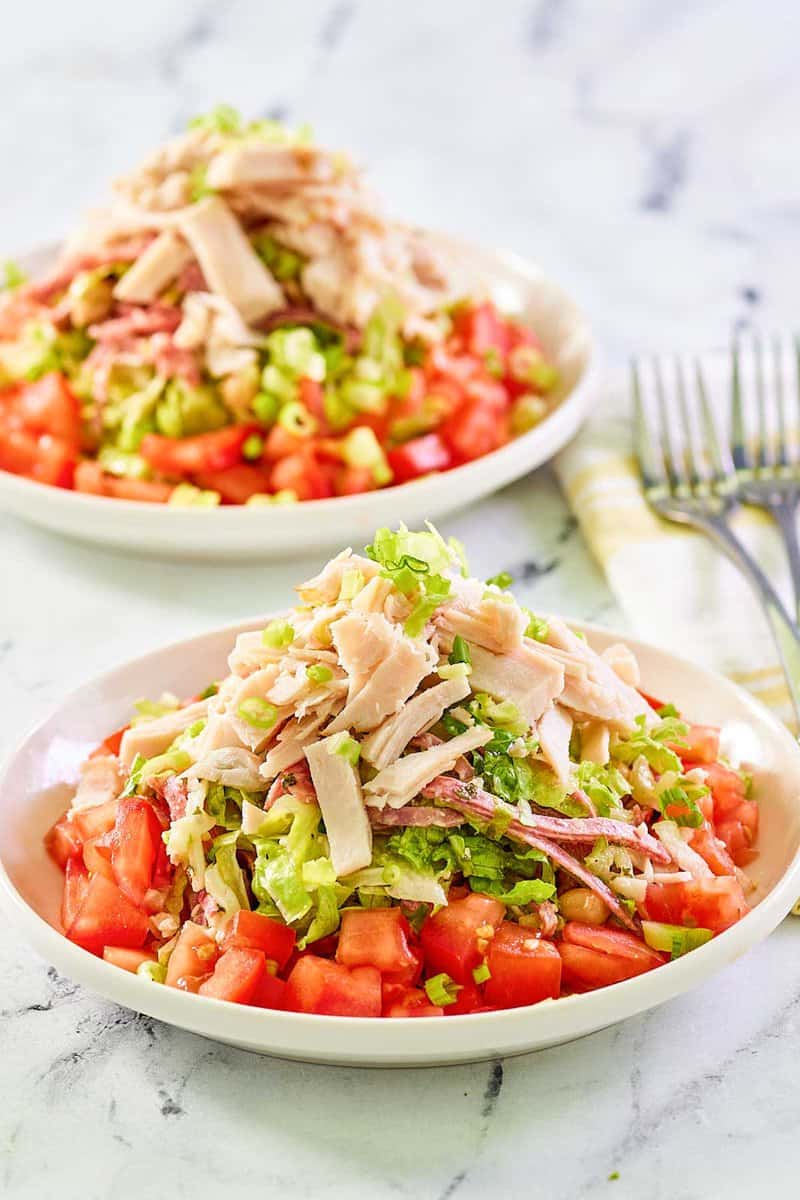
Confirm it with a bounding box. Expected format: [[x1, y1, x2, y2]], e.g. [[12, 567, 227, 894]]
[[472, 962, 491, 985], [242, 433, 264, 460], [424, 972, 461, 1007], [338, 567, 365, 601], [137, 960, 167, 983], [168, 483, 221, 508], [641, 921, 713, 959], [437, 662, 472, 681], [262, 619, 295, 648], [523, 609, 549, 642], [306, 664, 333, 684], [238, 697, 279, 730], [277, 400, 317, 437], [486, 571, 513, 590], [326, 732, 360, 765], [449, 635, 472, 666], [252, 391, 280, 427]]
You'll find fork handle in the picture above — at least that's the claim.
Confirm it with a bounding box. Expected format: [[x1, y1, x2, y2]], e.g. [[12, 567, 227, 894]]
[[771, 495, 800, 626], [701, 515, 800, 728]]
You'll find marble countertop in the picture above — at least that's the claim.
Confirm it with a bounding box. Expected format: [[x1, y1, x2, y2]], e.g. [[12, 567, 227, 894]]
[[2, 2, 799, 1196]]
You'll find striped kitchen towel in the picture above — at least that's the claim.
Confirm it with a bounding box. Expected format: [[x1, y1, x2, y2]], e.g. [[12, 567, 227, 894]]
[[554, 358, 796, 729]]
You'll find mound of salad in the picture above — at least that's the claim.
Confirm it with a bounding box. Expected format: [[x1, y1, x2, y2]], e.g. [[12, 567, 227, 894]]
[[45, 527, 757, 1016], [0, 107, 558, 506]]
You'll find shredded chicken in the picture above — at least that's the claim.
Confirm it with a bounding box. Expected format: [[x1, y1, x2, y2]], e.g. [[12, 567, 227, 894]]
[[536, 704, 574, 788], [360, 674, 470, 769], [469, 642, 565, 727], [118, 700, 209, 768], [113, 231, 192, 304], [304, 736, 372, 876], [363, 725, 492, 810]]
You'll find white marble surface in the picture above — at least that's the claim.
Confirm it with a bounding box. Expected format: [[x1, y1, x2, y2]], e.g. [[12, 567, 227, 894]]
[[1, 2, 799, 1196]]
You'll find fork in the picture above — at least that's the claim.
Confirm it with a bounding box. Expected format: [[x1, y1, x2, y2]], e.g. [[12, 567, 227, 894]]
[[730, 332, 800, 622], [632, 355, 800, 729]]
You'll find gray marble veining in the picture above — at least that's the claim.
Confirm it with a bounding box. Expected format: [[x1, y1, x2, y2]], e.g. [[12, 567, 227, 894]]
[[1, 2, 799, 1196]]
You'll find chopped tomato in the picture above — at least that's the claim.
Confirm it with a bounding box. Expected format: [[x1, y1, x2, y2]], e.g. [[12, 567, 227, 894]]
[[140, 424, 256, 478], [165, 922, 219, 990], [285, 956, 382, 1016], [716, 808, 759, 867], [336, 908, 416, 975], [45, 814, 82, 868], [439, 395, 508, 463], [452, 302, 510, 358], [269, 450, 334, 500], [71, 798, 118, 843], [0, 426, 76, 487], [699, 762, 749, 818], [73, 461, 173, 502], [384, 986, 444, 1018], [82, 835, 116, 881], [222, 910, 296, 970], [66, 873, 150, 955], [484, 924, 562, 1009], [247, 969, 288, 1011], [194, 463, 272, 503], [558, 923, 665, 992], [198, 947, 266, 1004], [382, 943, 424, 990], [89, 724, 128, 758], [420, 893, 505, 984], [298, 377, 326, 423], [111, 797, 164, 906], [333, 465, 375, 495], [674, 725, 721, 764], [442, 979, 489, 1016], [61, 857, 90, 931], [102, 946, 156, 973], [261, 425, 308, 462], [388, 433, 451, 484], [641, 877, 749, 934], [12, 373, 80, 446], [689, 826, 738, 876]]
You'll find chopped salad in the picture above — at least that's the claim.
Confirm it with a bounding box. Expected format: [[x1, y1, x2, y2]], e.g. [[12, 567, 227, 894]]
[[46, 527, 757, 1016], [0, 108, 558, 506]]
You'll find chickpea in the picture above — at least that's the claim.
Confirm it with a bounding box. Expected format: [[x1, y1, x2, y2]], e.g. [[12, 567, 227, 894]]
[[559, 887, 608, 926]]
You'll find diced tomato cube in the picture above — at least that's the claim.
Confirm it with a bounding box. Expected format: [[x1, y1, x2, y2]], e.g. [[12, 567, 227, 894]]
[[383, 986, 444, 1018], [420, 893, 505, 984], [198, 947, 266, 1004], [269, 450, 334, 500], [674, 724, 721, 765], [66, 873, 150, 955], [111, 797, 164, 906], [716, 807, 759, 866], [285, 956, 382, 1016], [688, 827, 737, 876], [102, 946, 156, 973], [139, 424, 256, 479], [61, 857, 90, 931], [247, 970, 288, 1011], [165, 922, 219, 990], [71, 799, 118, 843], [333, 465, 375, 496], [336, 908, 417, 975], [82, 835, 116, 881], [442, 979, 486, 1016], [45, 815, 82, 868], [452, 302, 510, 358], [439, 396, 509, 463], [194, 463, 272, 503], [222, 910, 296, 969], [388, 433, 451, 484], [640, 877, 749, 934], [89, 725, 129, 758], [13, 372, 81, 446], [558, 923, 665, 992], [483, 924, 562, 1009]]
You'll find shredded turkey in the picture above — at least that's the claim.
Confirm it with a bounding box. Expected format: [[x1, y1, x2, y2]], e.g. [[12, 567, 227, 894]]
[[178, 196, 285, 321], [304, 736, 372, 876], [113, 231, 192, 303], [69, 755, 123, 811], [536, 704, 574, 788], [363, 725, 492, 810], [119, 700, 209, 768], [469, 642, 565, 727], [360, 674, 471, 769]]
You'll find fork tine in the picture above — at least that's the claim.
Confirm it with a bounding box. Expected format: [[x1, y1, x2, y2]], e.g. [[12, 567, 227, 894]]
[[674, 355, 710, 488], [632, 360, 667, 489], [731, 337, 752, 471], [696, 359, 734, 484], [652, 355, 685, 492], [773, 334, 790, 469]]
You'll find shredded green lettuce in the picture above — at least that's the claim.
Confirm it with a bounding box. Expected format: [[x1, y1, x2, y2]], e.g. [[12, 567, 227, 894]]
[[205, 831, 250, 912], [611, 715, 688, 775], [574, 761, 632, 817]]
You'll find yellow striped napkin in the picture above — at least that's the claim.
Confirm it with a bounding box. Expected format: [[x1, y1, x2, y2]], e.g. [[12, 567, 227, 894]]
[[554, 365, 796, 730]]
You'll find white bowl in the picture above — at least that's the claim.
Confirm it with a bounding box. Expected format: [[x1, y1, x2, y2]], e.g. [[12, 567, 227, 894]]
[[1, 617, 799, 1067], [0, 235, 599, 561]]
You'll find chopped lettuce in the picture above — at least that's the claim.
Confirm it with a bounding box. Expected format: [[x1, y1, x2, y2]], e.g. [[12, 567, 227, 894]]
[[611, 715, 687, 775], [205, 831, 250, 912], [574, 761, 632, 817], [164, 810, 216, 888], [154, 379, 228, 438]]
